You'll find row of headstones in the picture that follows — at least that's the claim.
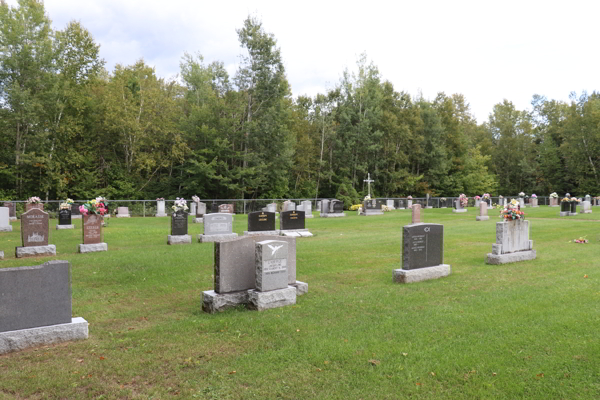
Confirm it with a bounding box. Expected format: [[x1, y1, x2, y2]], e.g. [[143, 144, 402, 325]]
[[168, 209, 312, 245], [0, 207, 108, 259], [393, 204, 536, 283]]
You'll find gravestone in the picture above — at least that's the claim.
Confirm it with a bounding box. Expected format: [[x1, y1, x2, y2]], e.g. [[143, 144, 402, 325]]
[[320, 199, 346, 218], [245, 211, 277, 235], [56, 208, 74, 230], [190, 201, 197, 216], [411, 204, 421, 224], [280, 210, 312, 237], [486, 219, 536, 264], [211, 203, 218, 213], [70, 203, 82, 219], [0, 260, 89, 355], [320, 199, 329, 216], [282, 200, 296, 212], [397, 199, 405, 209], [265, 203, 277, 213], [3, 202, 16, 221], [518, 197, 525, 208], [194, 202, 206, 223], [168, 210, 191, 244], [316, 201, 321, 211], [569, 200, 578, 216], [198, 213, 238, 243], [393, 223, 450, 283], [407, 199, 413, 208], [549, 197, 558, 207], [530, 197, 539, 207], [425, 194, 433, 209], [17, 208, 56, 258], [301, 200, 313, 218], [26, 203, 44, 211], [475, 198, 481, 208], [331, 200, 344, 213], [116, 206, 130, 217], [453, 199, 467, 213], [580, 201, 592, 214], [79, 214, 107, 253], [560, 200, 571, 217], [0, 207, 12, 232], [219, 203, 234, 214], [386, 199, 395, 210], [155, 200, 167, 217], [476, 201, 489, 221], [202, 235, 303, 313], [361, 198, 383, 216], [255, 240, 289, 292]]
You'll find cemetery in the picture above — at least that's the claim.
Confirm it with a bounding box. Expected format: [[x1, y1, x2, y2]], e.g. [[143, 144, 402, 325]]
[[0, 203, 598, 398]]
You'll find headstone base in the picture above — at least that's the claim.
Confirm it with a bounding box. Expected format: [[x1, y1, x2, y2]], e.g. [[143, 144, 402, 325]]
[[549, 205, 559, 207], [55, 224, 74, 230], [475, 216, 489, 221], [280, 229, 313, 237], [155, 213, 167, 217], [531, 205, 539, 208], [197, 233, 238, 243], [290, 280, 308, 296], [78, 243, 108, 253], [15, 245, 56, 258], [0, 317, 88, 355], [569, 212, 577, 216], [0, 225, 13, 232], [202, 290, 249, 314], [486, 250, 536, 265], [360, 210, 384, 216], [194, 218, 203, 223], [305, 214, 314, 218], [320, 213, 346, 218], [559, 211, 570, 217], [452, 209, 467, 213], [580, 210, 592, 214], [116, 214, 130, 218], [71, 215, 82, 219], [244, 230, 280, 236], [167, 234, 191, 245], [440, 207, 447, 209], [0, 250, 3, 259], [9, 217, 17, 221], [393, 264, 451, 284], [247, 286, 297, 311]]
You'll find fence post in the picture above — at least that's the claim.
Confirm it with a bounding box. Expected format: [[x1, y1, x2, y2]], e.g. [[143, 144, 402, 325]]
[[143, 201, 146, 217]]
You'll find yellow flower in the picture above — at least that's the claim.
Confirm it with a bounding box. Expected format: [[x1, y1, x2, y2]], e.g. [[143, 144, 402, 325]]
[[90, 199, 97, 205]]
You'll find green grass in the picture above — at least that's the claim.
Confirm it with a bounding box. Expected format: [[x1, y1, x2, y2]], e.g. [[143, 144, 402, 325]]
[[0, 207, 599, 399]]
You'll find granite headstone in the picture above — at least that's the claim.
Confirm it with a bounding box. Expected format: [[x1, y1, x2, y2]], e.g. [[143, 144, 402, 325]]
[[402, 223, 443, 270], [280, 210, 305, 230], [83, 214, 103, 244], [171, 211, 188, 235], [21, 208, 49, 247], [248, 211, 276, 232]]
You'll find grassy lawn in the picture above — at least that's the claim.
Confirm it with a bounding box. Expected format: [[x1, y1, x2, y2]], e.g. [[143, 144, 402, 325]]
[[1, 207, 599, 399]]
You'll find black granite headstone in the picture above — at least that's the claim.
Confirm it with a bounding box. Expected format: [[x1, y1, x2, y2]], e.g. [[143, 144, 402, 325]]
[[560, 201, 570, 212], [280, 210, 305, 230], [248, 211, 275, 232], [331, 200, 344, 213], [402, 223, 443, 270], [58, 209, 72, 225], [570, 201, 577, 213], [71, 203, 80, 216], [171, 211, 188, 235], [211, 203, 218, 213]]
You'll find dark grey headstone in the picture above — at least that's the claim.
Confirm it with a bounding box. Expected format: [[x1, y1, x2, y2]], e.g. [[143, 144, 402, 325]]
[[21, 208, 49, 247], [83, 214, 103, 244], [280, 210, 305, 230], [0, 260, 72, 332], [331, 200, 344, 213], [58, 209, 72, 225], [248, 211, 275, 232], [214, 235, 297, 293], [211, 203, 218, 213], [561, 201, 570, 212], [402, 223, 444, 270], [70, 203, 80, 216], [364, 199, 378, 210], [171, 211, 188, 235]]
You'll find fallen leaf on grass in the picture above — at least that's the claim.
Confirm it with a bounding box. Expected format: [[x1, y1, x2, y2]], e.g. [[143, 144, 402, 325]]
[[99, 356, 105, 360], [368, 359, 380, 366], [584, 275, 588, 278], [402, 353, 408, 357], [416, 382, 422, 386], [492, 372, 497, 376], [229, 371, 236, 375], [77, 359, 84, 363], [315, 368, 322, 372], [536, 373, 544, 378], [430, 372, 435, 376]]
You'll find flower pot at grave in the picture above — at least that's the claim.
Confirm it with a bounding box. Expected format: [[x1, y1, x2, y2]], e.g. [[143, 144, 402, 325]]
[[560, 201, 570, 212]]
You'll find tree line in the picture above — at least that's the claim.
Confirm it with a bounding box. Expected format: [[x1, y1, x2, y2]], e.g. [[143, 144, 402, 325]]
[[1, 0, 598, 203]]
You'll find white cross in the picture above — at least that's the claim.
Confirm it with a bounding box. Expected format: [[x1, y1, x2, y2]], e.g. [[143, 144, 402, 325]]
[[364, 173, 375, 198]]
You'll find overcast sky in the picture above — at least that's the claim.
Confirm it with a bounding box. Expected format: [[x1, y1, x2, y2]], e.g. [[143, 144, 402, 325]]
[[9, 0, 600, 122]]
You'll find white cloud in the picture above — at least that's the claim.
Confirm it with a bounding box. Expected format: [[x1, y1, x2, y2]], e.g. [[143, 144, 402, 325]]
[[5, 0, 600, 122]]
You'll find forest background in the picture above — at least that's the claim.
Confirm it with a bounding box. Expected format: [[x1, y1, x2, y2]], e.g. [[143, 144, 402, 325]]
[[1, 0, 599, 204]]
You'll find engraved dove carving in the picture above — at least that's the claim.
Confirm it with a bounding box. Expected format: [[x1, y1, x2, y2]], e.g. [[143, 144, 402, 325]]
[[267, 244, 283, 256]]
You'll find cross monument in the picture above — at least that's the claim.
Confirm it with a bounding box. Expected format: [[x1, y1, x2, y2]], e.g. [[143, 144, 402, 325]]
[[364, 173, 375, 198]]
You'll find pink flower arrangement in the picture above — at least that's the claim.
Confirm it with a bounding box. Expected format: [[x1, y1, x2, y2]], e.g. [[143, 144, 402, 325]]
[[80, 198, 107, 216]]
